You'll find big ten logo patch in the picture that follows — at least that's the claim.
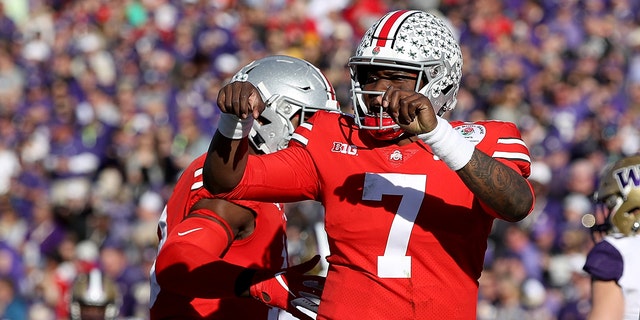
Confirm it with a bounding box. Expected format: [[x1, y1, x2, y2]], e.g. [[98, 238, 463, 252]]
[[331, 142, 358, 155]]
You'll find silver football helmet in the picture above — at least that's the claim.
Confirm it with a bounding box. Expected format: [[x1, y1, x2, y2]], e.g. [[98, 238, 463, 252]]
[[585, 155, 640, 237], [348, 10, 463, 139], [231, 55, 339, 154], [70, 269, 120, 320]]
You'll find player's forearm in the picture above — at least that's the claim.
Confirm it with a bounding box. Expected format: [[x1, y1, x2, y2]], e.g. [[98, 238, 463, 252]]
[[457, 149, 534, 222], [587, 280, 624, 320], [203, 131, 249, 194], [155, 236, 253, 299]]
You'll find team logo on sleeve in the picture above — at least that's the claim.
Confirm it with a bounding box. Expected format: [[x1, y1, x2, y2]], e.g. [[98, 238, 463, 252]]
[[454, 124, 486, 144]]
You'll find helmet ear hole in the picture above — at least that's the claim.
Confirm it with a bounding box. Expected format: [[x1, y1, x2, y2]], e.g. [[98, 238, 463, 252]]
[[256, 115, 271, 126], [442, 84, 454, 95], [428, 65, 440, 79]]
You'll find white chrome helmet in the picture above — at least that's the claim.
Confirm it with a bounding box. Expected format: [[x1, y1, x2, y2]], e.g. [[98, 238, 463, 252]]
[[231, 55, 339, 154], [70, 269, 120, 320], [585, 155, 640, 237], [349, 10, 463, 138]]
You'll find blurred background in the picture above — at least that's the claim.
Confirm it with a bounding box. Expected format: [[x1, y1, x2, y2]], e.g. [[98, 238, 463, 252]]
[[0, 0, 639, 319]]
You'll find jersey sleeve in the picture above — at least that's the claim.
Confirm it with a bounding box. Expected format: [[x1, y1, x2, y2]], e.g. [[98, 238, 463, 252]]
[[463, 120, 534, 218], [221, 143, 321, 203], [583, 240, 624, 282], [221, 111, 332, 203], [154, 209, 246, 298], [489, 121, 531, 178]]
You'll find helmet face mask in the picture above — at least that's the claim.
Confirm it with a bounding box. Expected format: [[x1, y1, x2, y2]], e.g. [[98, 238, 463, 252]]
[[230, 55, 339, 154], [351, 64, 425, 140], [348, 10, 463, 140], [588, 156, 640, 238]]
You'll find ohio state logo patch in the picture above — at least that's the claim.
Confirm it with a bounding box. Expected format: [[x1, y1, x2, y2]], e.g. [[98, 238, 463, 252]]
[[389, 150, 402, 161], [454, 124, 485, 145], [373, 46, 381, 55]]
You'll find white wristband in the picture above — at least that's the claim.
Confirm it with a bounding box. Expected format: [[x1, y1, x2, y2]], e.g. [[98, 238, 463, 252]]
[[217, 113, 253, 139], [418, 117, 475, 171]]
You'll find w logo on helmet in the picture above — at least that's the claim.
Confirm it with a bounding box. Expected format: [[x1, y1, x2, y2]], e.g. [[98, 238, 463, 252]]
[[614, 164, 640, 190]]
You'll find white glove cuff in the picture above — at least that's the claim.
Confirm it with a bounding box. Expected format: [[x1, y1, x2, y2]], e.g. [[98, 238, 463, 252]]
[[418, 117, 475, 171], [217, 113, 254, 139]]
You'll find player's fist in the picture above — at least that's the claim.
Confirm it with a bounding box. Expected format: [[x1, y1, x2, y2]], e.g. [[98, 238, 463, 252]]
[[249, 255, 325, 320], [217, 81, 265, 119], [382, 86, 438, 135]]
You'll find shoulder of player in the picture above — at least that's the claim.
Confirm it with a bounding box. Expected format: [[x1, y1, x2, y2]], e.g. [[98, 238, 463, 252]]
[[603, 233, 640, 251], [449, 119, 522, 141], [291, 110, 352, 145], [449, 119, 518, 130], [228, 199, 282, 212], [588, 238, 622, 260], [312, 109, 351, 122]]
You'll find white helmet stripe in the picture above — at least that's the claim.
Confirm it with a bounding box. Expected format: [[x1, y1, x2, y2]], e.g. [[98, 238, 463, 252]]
[[373, 10, 419, 48], [256, 82, 272, 100], [314, 68, 336, 101]]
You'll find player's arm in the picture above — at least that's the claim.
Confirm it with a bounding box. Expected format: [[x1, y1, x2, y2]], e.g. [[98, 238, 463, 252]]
[[203, 81, 264, 194], [385, 88, 534, 222], [154, 199, 324, 319], [203, 81, 319, 202], [154, 199, 256, 298], [587, 279, 624, 320], [456, 149, 534, 222], [583, 240, 625, 320], [156, 214, 322, 299]]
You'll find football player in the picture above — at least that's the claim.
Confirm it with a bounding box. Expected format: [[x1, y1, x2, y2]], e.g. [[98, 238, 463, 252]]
[[149, 55, 339, 319], [70, 268, 120, 320], [582, 155, 640, 320], [203, 10, 534, 319]]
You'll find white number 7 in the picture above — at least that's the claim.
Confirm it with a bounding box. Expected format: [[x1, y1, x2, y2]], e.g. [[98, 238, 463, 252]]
[[363, 173, 426, 278]]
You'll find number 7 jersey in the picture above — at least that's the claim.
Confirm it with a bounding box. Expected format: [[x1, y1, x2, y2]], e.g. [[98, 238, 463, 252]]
[[223, 110, 532, 319]]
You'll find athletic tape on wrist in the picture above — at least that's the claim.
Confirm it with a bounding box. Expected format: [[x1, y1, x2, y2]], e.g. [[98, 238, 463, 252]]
[[217, 113, 253, 139], [418, 117, 475, 171]]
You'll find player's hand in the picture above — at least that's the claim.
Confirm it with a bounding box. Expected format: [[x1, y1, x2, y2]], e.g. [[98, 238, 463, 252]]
[[217, 81, 265, 119], [382, 86, 438, 135], [249, 255, 325, 320]]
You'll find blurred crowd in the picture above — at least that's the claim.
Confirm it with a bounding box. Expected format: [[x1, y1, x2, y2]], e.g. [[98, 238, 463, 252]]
[[0, 0, 639, 319]]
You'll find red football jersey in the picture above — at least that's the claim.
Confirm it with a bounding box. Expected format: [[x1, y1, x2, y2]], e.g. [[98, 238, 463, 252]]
[[149, 154, 288, 319], [221, 111, 532, 319]]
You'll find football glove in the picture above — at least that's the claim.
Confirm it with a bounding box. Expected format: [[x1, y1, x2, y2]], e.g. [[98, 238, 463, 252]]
[[249, 255, 325, 320]]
